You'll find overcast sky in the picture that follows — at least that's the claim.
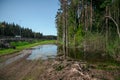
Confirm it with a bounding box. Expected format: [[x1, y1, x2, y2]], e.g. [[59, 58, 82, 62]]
[[0, 0, 59, 35]]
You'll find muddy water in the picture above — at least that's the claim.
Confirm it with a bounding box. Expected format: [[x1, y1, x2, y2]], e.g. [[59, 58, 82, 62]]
[[57, 45, 120, 64], [27, 44, 57, 60], [0, 44, 57, 68], [0, 44, 119, 68]]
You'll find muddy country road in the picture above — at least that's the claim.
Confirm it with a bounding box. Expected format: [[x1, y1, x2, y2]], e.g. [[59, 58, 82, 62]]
[[0, 45, 58, 80], [0, 44, 120, 80]]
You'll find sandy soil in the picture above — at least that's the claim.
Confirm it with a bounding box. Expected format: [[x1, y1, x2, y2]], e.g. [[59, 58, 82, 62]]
[[0, 49, 120, 80]]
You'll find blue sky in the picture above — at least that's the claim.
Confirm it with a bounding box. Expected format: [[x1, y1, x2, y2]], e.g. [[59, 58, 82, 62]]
[[0, 0, 59, 35]]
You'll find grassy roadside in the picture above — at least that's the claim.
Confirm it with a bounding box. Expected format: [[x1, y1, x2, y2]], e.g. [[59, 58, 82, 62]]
[[0, 40, 56, 56]]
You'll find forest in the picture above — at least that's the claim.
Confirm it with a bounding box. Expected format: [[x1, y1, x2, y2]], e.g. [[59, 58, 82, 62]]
[[0, 21, 43, 38], [56, 0, 120, 59]]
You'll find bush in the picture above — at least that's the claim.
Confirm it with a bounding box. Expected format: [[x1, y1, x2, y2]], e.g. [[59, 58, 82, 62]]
[[107, 38, 120, 58], [83, 32, 106, 53]]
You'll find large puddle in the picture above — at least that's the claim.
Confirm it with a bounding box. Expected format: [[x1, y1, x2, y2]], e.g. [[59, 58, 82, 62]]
[[0, 44, 119, 68], [27, 44, 57, 60], [0, 44, 57, 68]]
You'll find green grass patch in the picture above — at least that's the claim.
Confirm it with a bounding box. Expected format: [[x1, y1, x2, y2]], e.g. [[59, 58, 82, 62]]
[[115, 77, 120, 80], [0, 40, 56, 56], [95, 61, 120, 70], [10, 41, 30, 46]]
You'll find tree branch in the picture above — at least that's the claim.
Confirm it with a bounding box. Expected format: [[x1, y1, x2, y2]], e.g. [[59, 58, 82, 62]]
[[105, 16, 120, 38]]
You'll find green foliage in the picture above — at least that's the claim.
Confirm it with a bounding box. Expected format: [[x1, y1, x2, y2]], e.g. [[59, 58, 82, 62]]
[[10, 41, 30, 47], [56, 0, 120, 58], [115, 77, 120, 80], [107, 38, 120, 56], [69, 26, 74, 36], [96, 61, 120, 70], [100, 0, 112, 8], [84, 32, 106, 53], [55, 11, 63, 41], [75, 25, 83, 46]]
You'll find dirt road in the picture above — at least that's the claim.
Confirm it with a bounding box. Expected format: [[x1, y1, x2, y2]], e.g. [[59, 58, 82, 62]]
[[0, 49, 91, 80], [0, 49, 120, 80]]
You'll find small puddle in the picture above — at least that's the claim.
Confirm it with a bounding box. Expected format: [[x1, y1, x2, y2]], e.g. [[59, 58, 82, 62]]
[[27, 44, 57, 60]]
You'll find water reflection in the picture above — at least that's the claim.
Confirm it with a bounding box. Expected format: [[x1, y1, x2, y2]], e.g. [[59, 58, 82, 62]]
[[0, 44, 118, 68], [0, 45, 57, 68], [58, 45, 118, 64], [27, 45, 57, 60]]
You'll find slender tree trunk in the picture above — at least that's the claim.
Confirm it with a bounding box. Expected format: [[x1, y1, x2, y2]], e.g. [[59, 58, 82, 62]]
[[84, 2, 88, 53], [81, 0, 84, 27], [63, 12, 66, 58], [117, 8, 119, 32], [90, 0, 92, 31], [73, 3, 76, 47], [85, 4, 88, 31], [65, 0, 68, 57], [62, 0, 68, 59], [105, 6, 109, 51]]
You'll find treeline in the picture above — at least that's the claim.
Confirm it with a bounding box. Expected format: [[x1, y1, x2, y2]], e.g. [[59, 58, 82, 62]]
[[0, 21, 43, 38], [56, 0, 120, 57]]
